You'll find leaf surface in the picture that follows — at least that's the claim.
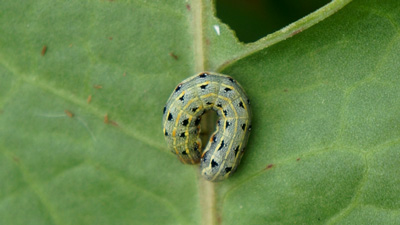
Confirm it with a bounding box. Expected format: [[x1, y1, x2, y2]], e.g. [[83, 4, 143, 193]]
[[1, 0, 400, 224]]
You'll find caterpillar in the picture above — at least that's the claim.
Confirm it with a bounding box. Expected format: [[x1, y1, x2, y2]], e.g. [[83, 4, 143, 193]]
[[162, 72, 252, 181]]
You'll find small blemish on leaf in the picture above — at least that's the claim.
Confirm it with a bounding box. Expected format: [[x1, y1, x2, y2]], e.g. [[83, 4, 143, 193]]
[[217, 215, 222, 224], [104, 113, 118, 126], [110, 121, 118, 126], [41, 45, 47, 56], [169, 52, 178, 60], [64, 110, 74, 118], [87, 95, 92, 104], [291, 29, 303, 37], [104, 114, 109, 124], [266, 164, 274, 169]]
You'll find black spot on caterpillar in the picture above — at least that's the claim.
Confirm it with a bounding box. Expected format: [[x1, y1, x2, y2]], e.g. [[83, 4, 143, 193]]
[[224, 87, 232, 92], [200, 84, 209, 89], [162, 72, 252, 181], [211, 159, 218, 168], [182, 119, 189, 126], [195, 117, 201, 126], [167, 113, 173, 121], [234, 146, 239, 156], [199, 73, 208, 78], [218, 140, 225, 151], [175, 84, 182, 92]]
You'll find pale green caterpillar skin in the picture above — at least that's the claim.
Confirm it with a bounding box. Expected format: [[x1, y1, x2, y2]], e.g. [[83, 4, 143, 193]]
[[162, 72, 251, 181]]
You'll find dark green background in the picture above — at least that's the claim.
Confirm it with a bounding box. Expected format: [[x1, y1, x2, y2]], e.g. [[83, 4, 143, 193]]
[[217, 0, 330, 42]]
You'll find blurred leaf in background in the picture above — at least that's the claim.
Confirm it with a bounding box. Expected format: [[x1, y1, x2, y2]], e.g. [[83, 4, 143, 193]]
[[216, 0, 330, 42]]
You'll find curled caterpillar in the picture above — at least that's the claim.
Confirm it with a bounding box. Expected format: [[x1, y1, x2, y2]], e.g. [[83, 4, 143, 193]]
[[162, 72, 252, 181]]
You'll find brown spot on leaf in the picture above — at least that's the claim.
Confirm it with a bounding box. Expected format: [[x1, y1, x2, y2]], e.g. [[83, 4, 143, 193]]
[[169, 52, 178, 60], [217, 215, 222, 224], [104, 113, 118, 126], [87, 95, 92, 104], [64, 110, 74, 118], [291, 29, 303, 37], [104, 114, 109, 124], [41, 45, 47, 56], [266, 164, 274, 169]]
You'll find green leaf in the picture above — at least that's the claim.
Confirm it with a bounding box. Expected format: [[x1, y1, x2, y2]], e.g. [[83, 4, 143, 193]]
[[1, 0, 400, 224]]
